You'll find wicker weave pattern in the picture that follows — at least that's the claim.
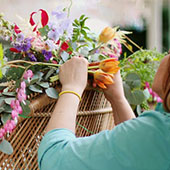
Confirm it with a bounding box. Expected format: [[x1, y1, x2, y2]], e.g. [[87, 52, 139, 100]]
[[0, 89, 114, 169]]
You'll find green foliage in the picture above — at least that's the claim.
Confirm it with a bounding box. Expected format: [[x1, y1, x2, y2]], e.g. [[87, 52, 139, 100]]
[[123, 72, 148, 112], [0, 139, 13, 155], [45, 87, 58, 99], [20, 100, 31, 116], [5, 67, 25, 81], [38, 25, 50, 38], [72, 14, 92, 43], [120, 49, 166, 86]]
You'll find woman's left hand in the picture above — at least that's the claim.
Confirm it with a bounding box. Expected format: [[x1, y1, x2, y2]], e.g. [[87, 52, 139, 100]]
[[59, 57, 88, 95]]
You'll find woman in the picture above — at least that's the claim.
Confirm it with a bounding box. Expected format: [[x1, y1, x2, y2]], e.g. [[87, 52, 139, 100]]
[[38, 54, 170, 170]]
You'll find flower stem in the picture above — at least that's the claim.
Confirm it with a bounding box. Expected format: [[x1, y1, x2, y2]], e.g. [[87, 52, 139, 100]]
[[124, 35, 142, 50], [4, 60, 60, 67], [67, 0, 73, 17], [88, 65, 99, 70]]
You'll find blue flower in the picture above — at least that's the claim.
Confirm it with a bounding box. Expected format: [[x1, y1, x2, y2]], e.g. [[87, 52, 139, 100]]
[[42, 50, 52, 61]]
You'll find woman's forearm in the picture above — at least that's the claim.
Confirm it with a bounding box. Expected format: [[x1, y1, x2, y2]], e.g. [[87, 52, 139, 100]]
[[111, 97, 136, 125], [45, 92, 80, 134]]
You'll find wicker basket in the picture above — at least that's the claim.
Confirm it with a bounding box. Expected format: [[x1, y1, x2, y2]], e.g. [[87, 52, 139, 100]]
[[0, 88, 114, 169]]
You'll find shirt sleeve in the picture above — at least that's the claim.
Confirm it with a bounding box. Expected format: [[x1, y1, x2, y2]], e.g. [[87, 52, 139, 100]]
[[38, 111, 169, 170]]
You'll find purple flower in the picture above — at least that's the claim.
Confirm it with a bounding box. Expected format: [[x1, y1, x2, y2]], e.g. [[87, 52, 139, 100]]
[[48, 30, 60, 42], [52, 7, 67, 20], [16, 32, 25, 42], [14, 38, 32, 52], [28, 53, 37, 61], [42, 50, 52, 61], [60, 19, 73, 39]]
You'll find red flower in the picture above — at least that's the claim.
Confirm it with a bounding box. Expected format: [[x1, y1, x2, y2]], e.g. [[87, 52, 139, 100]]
[[29, 9, 49, 31], [10, 48, 20, 53], [61, 42, 69, 51], [14, 24, 21, 34]]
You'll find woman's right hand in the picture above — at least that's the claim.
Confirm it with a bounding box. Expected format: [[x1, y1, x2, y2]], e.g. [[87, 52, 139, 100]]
[[103, 71, 125, 104]]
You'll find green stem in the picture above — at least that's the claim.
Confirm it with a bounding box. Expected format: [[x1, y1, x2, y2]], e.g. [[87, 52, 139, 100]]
[[67, 0, 73, 17], [3, 60, 60, 68], [76, 122, 94, 134], [88, 70, 95, 74], [124, 35, 142, 50], [88, 65, 99, 70]]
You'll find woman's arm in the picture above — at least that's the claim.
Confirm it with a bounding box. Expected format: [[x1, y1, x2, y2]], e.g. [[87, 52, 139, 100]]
[[103, 71, 136, 125], [45, 57, 88, 134]]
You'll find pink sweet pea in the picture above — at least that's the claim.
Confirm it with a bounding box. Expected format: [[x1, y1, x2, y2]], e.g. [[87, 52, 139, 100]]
[[11, 110, 19, 119], [0, 128, 5, 139], [17, 90, 27, 103], [23, 70, 33, 80]]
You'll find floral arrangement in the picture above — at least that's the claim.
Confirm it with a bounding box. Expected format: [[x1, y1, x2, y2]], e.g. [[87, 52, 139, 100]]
[[0, 6, 133, 154]]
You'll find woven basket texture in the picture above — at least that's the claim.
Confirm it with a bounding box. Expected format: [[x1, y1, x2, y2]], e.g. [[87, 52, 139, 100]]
[[0, 89, 114, 170]]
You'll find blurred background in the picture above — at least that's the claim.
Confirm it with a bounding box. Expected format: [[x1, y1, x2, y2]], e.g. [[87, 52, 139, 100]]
[[0, 0, 170, 53]]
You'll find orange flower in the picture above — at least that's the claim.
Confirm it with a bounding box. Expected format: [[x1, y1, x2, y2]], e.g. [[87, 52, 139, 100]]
[[94, 70, 114, 89], [99, 58, 120, 74], [99, 27, 115, 43]]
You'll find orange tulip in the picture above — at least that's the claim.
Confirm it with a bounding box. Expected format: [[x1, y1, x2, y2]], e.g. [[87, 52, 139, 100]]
[[99, 27, 115, 43], [99, 58, 120, 74], [94, 70, 114, 89]]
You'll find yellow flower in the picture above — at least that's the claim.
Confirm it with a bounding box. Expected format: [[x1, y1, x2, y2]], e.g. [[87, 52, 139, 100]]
[[99, 58, 120, 74], [99, 27, 115, 43], [94, 70, 114, 89]]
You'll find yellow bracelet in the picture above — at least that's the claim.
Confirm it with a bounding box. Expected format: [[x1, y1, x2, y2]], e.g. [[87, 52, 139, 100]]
[[59, 90, 81, 101]]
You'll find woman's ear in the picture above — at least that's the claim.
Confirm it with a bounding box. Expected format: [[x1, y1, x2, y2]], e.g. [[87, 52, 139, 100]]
[[152, 54, 170, 99]]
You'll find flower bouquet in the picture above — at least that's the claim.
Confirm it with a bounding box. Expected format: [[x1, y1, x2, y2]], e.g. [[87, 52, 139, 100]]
[[0, 6, 133, 154]]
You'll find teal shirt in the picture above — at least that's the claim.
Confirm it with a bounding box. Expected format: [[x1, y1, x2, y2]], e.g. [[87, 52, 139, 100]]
[[38, 103, 170, 170]]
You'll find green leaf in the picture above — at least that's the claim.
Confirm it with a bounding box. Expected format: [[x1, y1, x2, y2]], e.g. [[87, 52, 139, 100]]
[[125, 73, 141, 89], [19, 114, 31, 118], [1, 113, 11, 124], [83, 26, 90, 31], [20, 100, 31, 116], [0, 96, 5, 106], [80, 14, 85, 20], [136, 105, 142, 115], [130, 90, 145, 105], [123, 83, 145, 105], [37, 82, 49, 88], [74, 19, 79, 26], [0, 107, 5, 113], [29, 85, 43, 93], [0, 139, 13, 155], [4, 98, 15, 105], [38, 25, 50, 37], [61, 51, 69, 62], [3, 104, 12, 113], [143, 88, 150, 100], [2, 92, 16, 97], [45, 68, 56, 80], [45, 88, 58, 99], [30, 72, 44, 84]]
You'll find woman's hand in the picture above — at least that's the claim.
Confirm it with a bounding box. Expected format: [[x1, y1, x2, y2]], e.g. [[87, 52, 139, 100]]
[[59, 57, 88, 96], [103, 71, 125, 104]]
